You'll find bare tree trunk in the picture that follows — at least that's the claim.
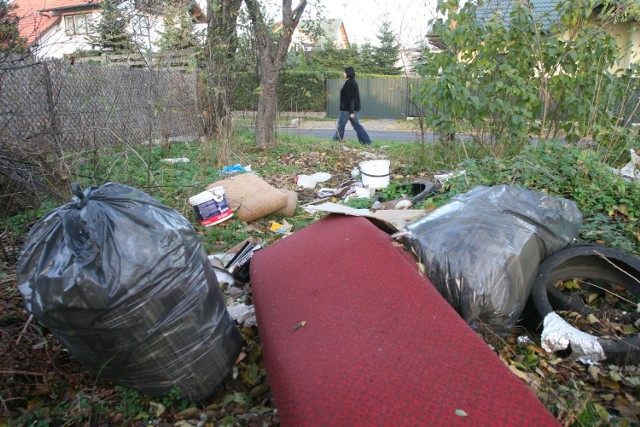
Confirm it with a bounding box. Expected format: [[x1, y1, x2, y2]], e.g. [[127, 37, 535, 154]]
[[203, 0, 242, 165], [246, 0, 307, 148], [255, 70, 279, 146]]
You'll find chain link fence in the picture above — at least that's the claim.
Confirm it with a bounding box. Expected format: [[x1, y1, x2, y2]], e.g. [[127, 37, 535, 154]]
[[0, 59, 201, 217]]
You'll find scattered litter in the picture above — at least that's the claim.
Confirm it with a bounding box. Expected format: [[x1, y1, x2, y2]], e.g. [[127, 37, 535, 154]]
[[270, 220, 292, 234], [609, 149, 639, 181], [207, 173, 288, 222], [434, 170, 466, 184], [161, 157, 190, 163], [225, 238, 264, 278], [189, 186, 233, 227], [541, 312, 605, 364], [371, 198, 412, 210], [349, 187, 373, 199], [219, 164, 252, 175], [316, 180, 365, 199], [304, 202, 427, 231], [227, 303, 257, 327], [296, 174, 317, 189], [359, 159, 390, 189], [310, 172, 332, 183], [293, 320, 307, 331], [517, 336, 533, 345]]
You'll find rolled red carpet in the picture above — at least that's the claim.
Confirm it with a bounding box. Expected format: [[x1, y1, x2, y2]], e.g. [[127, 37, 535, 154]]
[[250, 214, 559, 426]]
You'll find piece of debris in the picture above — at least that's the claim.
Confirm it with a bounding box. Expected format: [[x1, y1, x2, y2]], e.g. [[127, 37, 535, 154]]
[[609, 149, 639, 181], [161, 157, 190, 163]]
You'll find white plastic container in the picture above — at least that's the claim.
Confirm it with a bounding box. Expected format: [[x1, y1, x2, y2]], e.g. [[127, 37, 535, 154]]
[[189, 187, 233, 226], [359, 160, 390, 189]]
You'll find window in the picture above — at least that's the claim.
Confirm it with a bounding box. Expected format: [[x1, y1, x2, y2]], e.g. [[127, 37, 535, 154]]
[[65, 14, 88, 35]]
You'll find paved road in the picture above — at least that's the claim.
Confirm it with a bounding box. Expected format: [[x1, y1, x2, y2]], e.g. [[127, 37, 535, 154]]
[[277, 127, 435, 143]]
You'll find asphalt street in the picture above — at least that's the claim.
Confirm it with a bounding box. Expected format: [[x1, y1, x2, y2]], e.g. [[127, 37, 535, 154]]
[[276, 127, 435, 143]]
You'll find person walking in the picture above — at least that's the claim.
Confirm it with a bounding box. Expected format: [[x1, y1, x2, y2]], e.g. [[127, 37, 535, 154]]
[[333, 66, 372, 146]]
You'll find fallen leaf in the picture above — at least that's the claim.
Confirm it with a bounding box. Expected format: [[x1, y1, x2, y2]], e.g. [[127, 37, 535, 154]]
[[588, 365, 601, 381], [293, 321, 307, 331], [586, 313, 599, 324]]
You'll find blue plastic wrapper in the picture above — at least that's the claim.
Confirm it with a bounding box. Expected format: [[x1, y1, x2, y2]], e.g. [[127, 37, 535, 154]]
[[17, 183, 243, 402], [402, 185, 583, 335]]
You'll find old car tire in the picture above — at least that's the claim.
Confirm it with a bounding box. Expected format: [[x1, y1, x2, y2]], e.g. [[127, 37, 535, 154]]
[[532, 243, 640, 365]]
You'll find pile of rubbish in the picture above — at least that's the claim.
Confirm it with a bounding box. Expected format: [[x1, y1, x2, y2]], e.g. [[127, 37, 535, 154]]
[[14, 154, 640, 404]]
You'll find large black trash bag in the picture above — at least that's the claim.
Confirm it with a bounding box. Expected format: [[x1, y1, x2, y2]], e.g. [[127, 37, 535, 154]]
[[17, 183, 243, 402], [402, 185, 583, 335]]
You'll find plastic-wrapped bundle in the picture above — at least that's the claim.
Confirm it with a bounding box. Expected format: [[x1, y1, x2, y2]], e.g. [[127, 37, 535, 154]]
[[17, 183, 243, 402], [402, 185, 582, 335]]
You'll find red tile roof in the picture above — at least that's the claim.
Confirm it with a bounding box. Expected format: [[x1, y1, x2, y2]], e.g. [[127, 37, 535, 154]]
[[14, 0, 100, 45]]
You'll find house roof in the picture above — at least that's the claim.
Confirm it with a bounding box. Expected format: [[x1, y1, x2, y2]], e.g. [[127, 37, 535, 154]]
[[476, 0, 558, 28], [14, 0, 101, 45], [298, 18, 349, 49]]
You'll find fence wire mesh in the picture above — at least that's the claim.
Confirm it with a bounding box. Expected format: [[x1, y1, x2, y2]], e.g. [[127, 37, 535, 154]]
[[0, 59, 201, 217]]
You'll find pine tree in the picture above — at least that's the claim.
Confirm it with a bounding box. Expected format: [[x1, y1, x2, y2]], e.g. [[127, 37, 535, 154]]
[[156, 4, 200, 52], [372, 18, 402, 75], [358, 42, 376, 72], [0, 0, 26, 53], [89, 0, 133, 52]]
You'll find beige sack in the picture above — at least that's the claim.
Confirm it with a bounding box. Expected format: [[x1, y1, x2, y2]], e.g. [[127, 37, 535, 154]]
[[206, 173, 287, 222], [274, 190, 298, 217]]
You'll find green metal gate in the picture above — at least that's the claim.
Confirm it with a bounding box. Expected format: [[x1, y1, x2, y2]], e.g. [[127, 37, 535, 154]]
[[326, 77, 421, 119]]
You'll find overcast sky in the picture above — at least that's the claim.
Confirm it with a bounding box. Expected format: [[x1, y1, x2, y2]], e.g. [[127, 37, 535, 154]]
[[311, 0, 438, 47]]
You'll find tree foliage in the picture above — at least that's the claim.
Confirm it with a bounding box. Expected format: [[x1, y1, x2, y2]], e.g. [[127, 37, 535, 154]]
[[369, 18, 402, 75], [156, 3, 201, 52], [416, 0, 640, 157], [302, 17, 402, 75], [89, 0, 133, 52], [0, 0, 26, 54]]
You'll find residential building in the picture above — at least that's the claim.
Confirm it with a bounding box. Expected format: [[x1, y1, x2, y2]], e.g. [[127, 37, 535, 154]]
[[287, 18, 350, 52], [13, 0, 206, 59]]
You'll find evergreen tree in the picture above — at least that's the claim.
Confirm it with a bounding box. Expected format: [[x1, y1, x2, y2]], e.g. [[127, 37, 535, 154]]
[[0, 0, 26, 54], [358, 41, 376, 72], [156, 4, 200, 52], [372, 18, 402, 75], [309, 42, 360, 72], [89, 0, 133, 52]]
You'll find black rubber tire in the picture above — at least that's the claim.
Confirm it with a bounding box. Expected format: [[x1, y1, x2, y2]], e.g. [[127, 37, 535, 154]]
[[531, 243, 640, 365]]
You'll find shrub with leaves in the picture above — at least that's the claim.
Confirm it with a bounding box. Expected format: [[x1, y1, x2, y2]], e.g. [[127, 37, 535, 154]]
[[416, 0, 640, 154]]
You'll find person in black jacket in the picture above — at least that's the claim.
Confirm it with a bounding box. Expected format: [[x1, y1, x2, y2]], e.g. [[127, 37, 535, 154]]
[[332, 66, 372, 145]]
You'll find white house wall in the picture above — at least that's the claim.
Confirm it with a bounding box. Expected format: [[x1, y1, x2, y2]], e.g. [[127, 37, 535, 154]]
[[35, 11, 168, 59]]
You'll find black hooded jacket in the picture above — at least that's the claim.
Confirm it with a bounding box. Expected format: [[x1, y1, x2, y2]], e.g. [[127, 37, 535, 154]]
[[339, 66, 361, 113]]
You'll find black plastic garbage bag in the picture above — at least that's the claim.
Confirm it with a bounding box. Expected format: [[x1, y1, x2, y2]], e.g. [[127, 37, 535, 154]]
[[402, 185, 582, 335], [17, 183, 243, 402]]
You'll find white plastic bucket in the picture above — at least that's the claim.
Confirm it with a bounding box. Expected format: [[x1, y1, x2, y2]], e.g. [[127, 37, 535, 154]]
[[189, 186, 233, 226], [359, 160, 390, 189]]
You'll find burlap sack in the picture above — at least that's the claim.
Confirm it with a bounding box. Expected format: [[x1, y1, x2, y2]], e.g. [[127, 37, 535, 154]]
[[274, 190, 298, 217], [207, 173, 287, 222]]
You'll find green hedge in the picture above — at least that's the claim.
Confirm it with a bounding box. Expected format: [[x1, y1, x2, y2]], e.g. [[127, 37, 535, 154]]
[[231, 70, 343, 112]]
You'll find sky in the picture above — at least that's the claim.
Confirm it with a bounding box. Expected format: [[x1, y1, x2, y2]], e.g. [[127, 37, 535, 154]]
[[310, 0, 439, 48]]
